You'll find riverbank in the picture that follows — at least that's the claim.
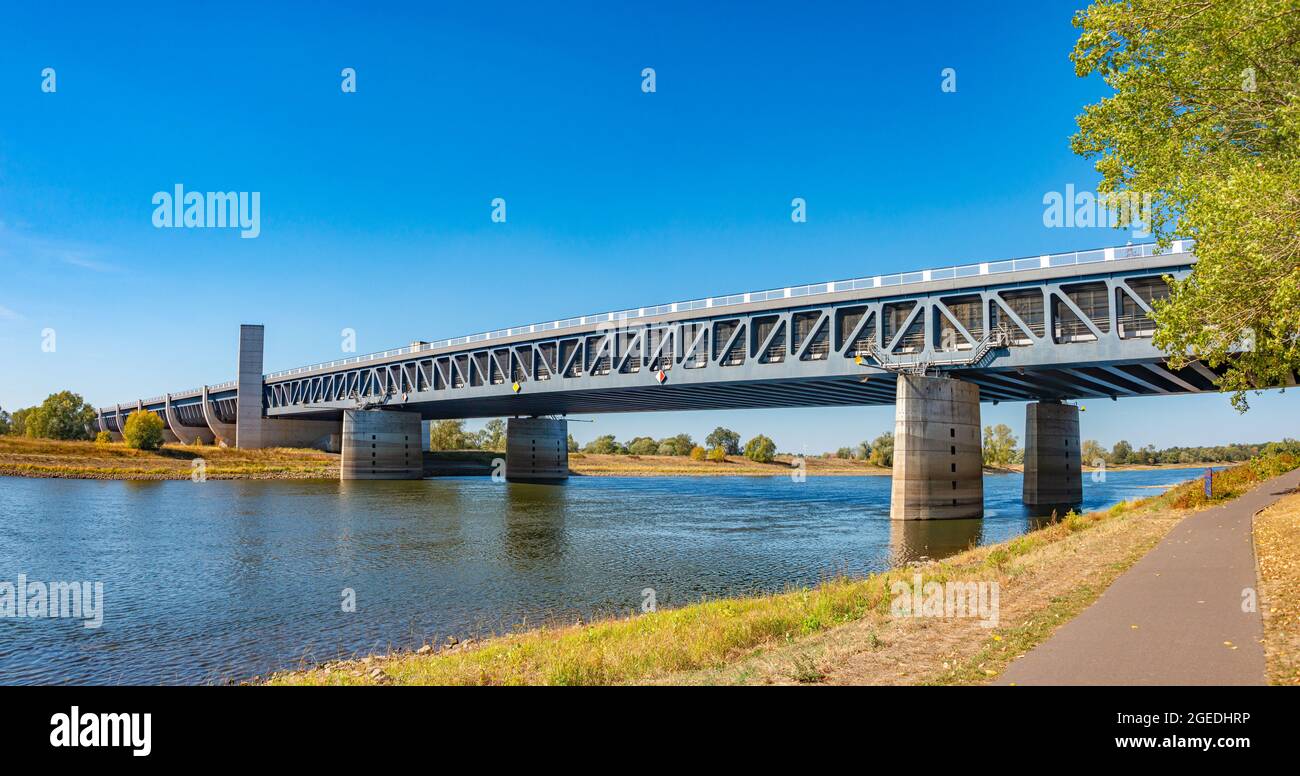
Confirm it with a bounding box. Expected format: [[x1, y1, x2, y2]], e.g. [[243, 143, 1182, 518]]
[[0, 437, 1213, 480], [266, 453, 1298, 686], [0, 436, 337, 480]]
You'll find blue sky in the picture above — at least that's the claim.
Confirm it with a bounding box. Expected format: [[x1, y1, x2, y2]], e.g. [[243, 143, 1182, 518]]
[[1, 1, 1296, 452]]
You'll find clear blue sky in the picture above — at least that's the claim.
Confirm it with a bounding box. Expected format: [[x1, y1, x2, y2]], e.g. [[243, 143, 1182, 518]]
[[1, 1, 1296, 452]]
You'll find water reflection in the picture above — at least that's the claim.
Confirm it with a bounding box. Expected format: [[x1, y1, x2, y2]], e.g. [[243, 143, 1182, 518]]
[[502, 482, 568, 567], [890, 518, 983, 565]]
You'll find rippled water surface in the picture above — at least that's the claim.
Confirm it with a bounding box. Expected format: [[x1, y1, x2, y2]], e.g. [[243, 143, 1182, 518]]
[[0, 468, 1206, 684]]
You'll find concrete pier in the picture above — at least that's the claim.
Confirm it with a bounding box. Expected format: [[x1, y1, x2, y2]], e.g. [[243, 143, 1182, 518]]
[[1022, 401, 1082, 512], [506, 417, 569, 482], [341, 409, 423, 480], [235, 324, 266, 449], [890, 374, 983, 520]]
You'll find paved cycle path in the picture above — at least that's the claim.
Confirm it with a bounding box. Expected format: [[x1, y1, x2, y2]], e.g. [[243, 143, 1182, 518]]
[[999, 466, 1300, 685]]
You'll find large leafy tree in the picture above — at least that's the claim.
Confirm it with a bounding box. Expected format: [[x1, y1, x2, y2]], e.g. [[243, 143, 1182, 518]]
[[24, 391, 97, 440], [1072, 0, 1300, 410], [982, 424, 1020, 467], [705, 426, 741, 455]]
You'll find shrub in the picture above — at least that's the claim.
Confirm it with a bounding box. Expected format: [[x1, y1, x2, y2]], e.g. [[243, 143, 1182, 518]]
[[122, 411, 165, 450], [94, 430, 113, 444], [743, 434, 777, 463], [689, 445, 706, 461], [706, 446, 727, 462]]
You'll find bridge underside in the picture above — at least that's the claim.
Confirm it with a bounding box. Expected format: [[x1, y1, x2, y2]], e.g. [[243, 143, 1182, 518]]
[[267, 357, 1248, 421]]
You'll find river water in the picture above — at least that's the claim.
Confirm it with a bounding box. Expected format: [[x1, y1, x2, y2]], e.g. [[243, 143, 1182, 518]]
[[0, 468, 1205, 684]]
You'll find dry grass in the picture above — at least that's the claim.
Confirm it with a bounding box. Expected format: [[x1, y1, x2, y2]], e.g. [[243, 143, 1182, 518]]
[[570, 453, 889, 477], [268, 464, 1250, 686], [0, 435, 337, 480], [1254, 490, 1300, 686]]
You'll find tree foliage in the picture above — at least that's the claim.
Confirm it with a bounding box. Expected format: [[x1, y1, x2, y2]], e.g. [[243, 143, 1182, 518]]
[[1072, 0, 1300, 410], [743, 434, 777, 463], [428, 419, 467, 451], [122, 410, 165, 450], [705, 427, 741, 455], [868, 432, 894, 467], [20, 391, 97, 440], [982, 423, 1019, 467], [0, 407, 10, 436]]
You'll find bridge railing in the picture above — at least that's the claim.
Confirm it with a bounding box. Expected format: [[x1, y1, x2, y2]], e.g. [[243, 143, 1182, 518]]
[[261, 239, 1194, 380]]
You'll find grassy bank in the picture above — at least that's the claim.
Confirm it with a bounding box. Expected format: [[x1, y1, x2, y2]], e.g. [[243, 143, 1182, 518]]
[[1255, 490, 1300, 685], [0, 436, 337, 480], [267, 452, 1298, 686]]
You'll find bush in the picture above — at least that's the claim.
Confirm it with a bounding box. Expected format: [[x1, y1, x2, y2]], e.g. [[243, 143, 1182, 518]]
[[689, 445, 706, 461], [94, 430, 113, 444], [706, 446, 727, 462], [122, 411, 165, 450], [743, 434, 777, 463]]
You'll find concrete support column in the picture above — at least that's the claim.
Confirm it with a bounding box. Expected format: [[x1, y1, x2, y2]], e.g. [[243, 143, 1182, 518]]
[[165, 394, 215, 446], [341, 410, 423, 480], [506, 417, 569, 483], [1022, 401, 1082, 512], [201, 386, 236, 447], [235, 324, 265, 449], [890, 374, 983, 520]]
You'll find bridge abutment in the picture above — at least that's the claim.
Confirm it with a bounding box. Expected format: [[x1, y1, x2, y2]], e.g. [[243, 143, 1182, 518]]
[[890, 374, 983, 520], [506, 417, 569, 483], [341, 409, 423, 480], [1022, 401, 1082, 513]]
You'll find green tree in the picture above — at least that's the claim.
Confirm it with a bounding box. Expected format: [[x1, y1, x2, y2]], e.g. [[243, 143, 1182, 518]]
[[583, 434, 620, 455], [743, 434, 777, 463], [627, 436, 659, 456], [122, 410, 164, 450], [662, 433, 694, 456], [982, 424, 1019, 467], [1081, 438, 1106, 466], [705, 427, 741, 455], [0, 407, 10, 436], [567, 433, 579, 453], [9, 407, 31, 437], [1111, 439, 1133, 465], [868, 432, 894, 467], [835, 446, 854, 459], [480, 419, 507, 452], [23, 391, 96, 440], [428, 419, 467, 451], [1071, 0, 1300, 410]]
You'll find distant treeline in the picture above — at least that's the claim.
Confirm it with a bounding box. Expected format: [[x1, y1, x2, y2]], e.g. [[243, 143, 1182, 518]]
[[1082, 438, 1300, 466]]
